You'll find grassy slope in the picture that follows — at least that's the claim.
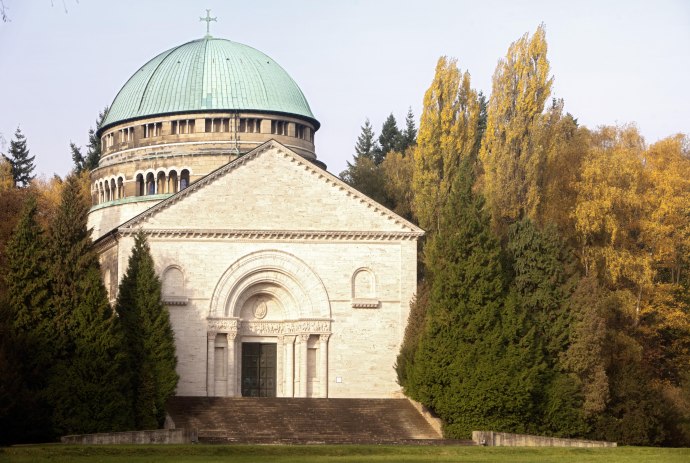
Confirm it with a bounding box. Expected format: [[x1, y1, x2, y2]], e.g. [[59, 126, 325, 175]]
[[1, 445, 689, 463]]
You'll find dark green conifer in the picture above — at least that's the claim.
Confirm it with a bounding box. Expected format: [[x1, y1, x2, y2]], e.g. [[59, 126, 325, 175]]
[[70, 107, 107, 173], [5, 196, 51, 335], [8, 127, 35, 187], [117, 231, 178, 429], [377, 113, 402, 164], [506, 218, 587, 436], [46, 174, 133, 435], [408, 159, 543, 438], [399, 107, 417, 152]]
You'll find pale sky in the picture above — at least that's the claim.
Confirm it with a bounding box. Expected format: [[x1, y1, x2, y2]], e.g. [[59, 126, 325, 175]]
[[0, 0, 688, 179]]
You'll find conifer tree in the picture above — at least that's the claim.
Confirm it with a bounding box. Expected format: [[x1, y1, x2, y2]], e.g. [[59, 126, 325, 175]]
[[506, 218, 587, 436], [1, 197, 52, 442], [479, 24, 553, 227], [377, 113, 401, 164], [46, 174, 133, 435], [117, 231, 178, 429], [353, 118, 378, 161], [70, 107, 107, 173], [8, 127, 35, 187], [85, 107, 107, 170], [340, 119, 389, 205], [409, 159, 543, 437], [399, 107, 417, 152], [412, 56, 481, 233], [5, 196, 51, 336]]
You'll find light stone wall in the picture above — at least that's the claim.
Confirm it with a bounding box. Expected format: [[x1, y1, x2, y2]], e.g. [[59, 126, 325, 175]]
[[114, 237, 416, 398], [88, 198, 166, 240], [97, 143, 421, 399]]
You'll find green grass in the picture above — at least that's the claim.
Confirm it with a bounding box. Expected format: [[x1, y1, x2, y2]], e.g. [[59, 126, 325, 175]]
[[1, 445, 688, 463]]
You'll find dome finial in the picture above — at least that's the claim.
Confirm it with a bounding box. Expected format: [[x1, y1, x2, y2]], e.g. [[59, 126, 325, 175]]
[[199, 9, 217, 38]]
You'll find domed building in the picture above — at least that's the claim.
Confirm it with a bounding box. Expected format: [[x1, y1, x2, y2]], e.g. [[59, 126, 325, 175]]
[[89, 30, 423, 400]]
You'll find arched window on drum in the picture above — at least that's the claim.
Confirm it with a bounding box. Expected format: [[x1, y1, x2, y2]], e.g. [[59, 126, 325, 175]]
[[161, 266, 187, 305]]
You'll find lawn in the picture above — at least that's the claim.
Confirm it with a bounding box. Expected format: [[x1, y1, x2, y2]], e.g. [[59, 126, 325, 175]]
[[1, 445, 689, 463]]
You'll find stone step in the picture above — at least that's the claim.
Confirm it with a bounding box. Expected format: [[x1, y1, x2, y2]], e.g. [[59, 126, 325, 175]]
[[166, 397, 451, 444]]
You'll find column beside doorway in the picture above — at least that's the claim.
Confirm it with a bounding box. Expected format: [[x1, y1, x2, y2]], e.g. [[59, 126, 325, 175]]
[[226, 331, 237, 397], [298, 334, 309, 398], [319, 334, 330, 398], [206, 332, 216, 397], [284, 335, 295, 397]]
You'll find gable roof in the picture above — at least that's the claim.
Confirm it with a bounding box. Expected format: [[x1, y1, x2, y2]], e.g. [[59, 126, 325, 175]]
[[96, 140, 423, 245]]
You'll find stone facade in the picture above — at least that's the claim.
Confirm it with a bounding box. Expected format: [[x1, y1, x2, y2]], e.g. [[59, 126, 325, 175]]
[[92, 142, 423, 398]]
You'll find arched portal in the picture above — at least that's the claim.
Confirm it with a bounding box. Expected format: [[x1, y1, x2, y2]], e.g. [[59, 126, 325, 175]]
[[207, 251, 331, 399]]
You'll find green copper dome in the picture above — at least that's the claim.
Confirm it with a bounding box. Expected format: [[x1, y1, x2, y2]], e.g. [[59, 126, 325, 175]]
[[101, 37, 317, 131]]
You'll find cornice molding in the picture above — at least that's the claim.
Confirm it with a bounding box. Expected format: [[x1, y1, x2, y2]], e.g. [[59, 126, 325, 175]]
[[119, 228, 422, 241]]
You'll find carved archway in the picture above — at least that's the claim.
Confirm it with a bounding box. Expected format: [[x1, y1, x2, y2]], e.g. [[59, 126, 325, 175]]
[[206, 250, 332, 398]]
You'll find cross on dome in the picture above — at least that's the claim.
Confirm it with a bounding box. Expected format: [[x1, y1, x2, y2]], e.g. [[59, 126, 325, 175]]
[[200, 9, 217, 37]]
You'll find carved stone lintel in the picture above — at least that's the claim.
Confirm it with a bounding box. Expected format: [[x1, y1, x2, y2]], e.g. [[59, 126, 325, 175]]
[[207, 318, 239, 332]]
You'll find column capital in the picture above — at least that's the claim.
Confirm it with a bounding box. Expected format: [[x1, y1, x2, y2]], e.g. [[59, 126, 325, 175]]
[[207, 331, 217, 341], [319, 333, 331, 342], [299, 333, 310, 342], [227, 330, 238, 341]]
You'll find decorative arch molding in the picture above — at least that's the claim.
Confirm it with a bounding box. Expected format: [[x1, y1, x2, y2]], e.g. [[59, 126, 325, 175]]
[[209, 250, 331, 320]]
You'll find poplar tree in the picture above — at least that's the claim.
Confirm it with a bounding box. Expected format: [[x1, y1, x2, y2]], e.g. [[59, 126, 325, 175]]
[[479, 24, 552, 227], [412, 56, 481, 233], [117, 231, 178, 429], [46, 174, 133, 435], [8, 127, 35, 187]]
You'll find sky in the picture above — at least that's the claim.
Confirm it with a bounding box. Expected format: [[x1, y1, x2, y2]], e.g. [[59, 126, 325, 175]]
[[0, 0, 688, 179]]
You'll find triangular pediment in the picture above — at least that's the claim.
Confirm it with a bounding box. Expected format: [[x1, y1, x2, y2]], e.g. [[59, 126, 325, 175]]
[[117, 141, 423, 238]]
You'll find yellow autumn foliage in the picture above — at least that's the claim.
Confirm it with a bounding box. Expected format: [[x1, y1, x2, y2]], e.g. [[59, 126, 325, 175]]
[[573, 125, 653, 313], [412, 56, 480, 233], [480, 24, 552, 228]]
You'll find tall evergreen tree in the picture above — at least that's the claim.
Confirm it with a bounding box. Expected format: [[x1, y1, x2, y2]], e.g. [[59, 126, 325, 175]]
[[506, 218, 587, 436], [353, 118, 378, 161], [376, 113, 402, 164], [70, 107, 108, 173], [399, 107, 417, 152], [86, 107, 107, 170], [1, 197, 53, 442], [46, 174, 133, 435], [8, 127, 35, 187], [340, 118, 390, 205], [116, 231, 178, 429], [408, 159, 543, 438]]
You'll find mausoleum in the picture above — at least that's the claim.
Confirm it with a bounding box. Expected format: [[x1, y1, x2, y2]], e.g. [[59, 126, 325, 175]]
[[88, 25, 422, 400]]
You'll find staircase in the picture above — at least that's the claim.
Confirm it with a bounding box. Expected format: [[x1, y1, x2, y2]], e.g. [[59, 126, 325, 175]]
[[166, 397, 466, 444]]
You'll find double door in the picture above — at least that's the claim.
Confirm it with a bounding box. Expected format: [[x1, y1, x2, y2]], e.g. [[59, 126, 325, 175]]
[[241, 343, 276, 397]]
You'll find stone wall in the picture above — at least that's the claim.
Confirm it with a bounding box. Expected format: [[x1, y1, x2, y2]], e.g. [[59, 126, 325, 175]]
[[472, 430, 617, 447], [61, 428, 197, 445]]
